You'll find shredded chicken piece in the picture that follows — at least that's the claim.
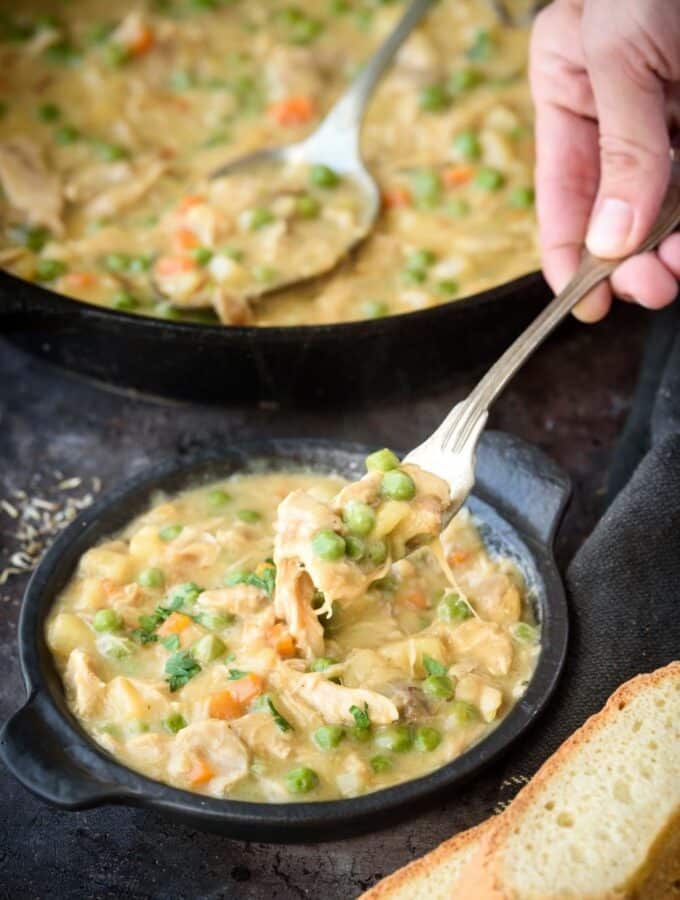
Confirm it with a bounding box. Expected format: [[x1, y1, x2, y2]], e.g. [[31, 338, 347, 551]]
[[273, 558, 325, 659], [84, 158, 167, 219], [168, 720, 249, 793], [65, 649, 104, 716], [455, 674, 503, 723], [449, 618, 513, 677], [0, 137, 63, 234], [231, 710, 292, 760], [211, 286, 254, 325], [197, 584, 268, 616], [285, 670, 399, 725]]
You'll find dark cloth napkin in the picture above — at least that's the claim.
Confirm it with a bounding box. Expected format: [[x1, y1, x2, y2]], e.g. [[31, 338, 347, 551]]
[[502, 303, 680, 779]]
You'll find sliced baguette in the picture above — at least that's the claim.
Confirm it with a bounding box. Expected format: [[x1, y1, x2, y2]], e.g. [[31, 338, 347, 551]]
[[358, 820, 492, 899], [454, 661, 680, 899]]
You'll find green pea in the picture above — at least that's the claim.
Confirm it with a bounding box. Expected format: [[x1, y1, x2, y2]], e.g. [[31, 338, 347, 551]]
[[36, 258, 67, 281], [410, 168, 442, 208], [365, 448, 400, 472], [237, 509, 261, 524], [448, 699, 479, 725], [163, 713, 187, 734], [406, 249, 436, 270], [197, 611, 234, 631], [474, 167, 505, 191], [312, 528, 346, 561], [103, 252, 132, 273], [207, 488, 232, 507], [350, 724, 372, 743], [192, 246, 213, 266], [95, 141, 128, 162], [295, 193, 320, 218], [402, 266, 427, 285], [436, 279, 459, 296], [129, 253, 154, 272], [448, 66, 484, 93], [361, 300, 389, 319], [137, 568, 164, 589], [112, 291, 138, 311], [445, 198, 470, 218], [366, 539, 388, 566], [155, 302, 182, 320], [104, 42, 130, 67], [246, 207, 275, 230], [309, 164, 339, 189], [127, 719, 149, 735], [374, 725, 412, 753], [345, 535, 365, 560], [93, 608, 122, 632], [467, 29, 492, 61], [423, 674, 454, 700], [437, 592, 473, 622], [8, 225, 49, 253], [99, 635, 136, 659], [419, 83, 449, 112], [284, 765, 319, 794], [370, 754, 393, 773], [169, 69, 195, 90], [342, 501, 376, 537], [381, 470, 416, 501], [54, 124, 80, 145], [192, 633, 226, 664], [159, 524, 183, 541], [414, 725, 441, 752], [252, 264, 278, 283], [313, 724, 344, 750], [508, 186, 535, 208], [512, 622, 539, 645], [37, 102, 60, 122], [452, 129, 481, 161], [309, 657, 337, 672]]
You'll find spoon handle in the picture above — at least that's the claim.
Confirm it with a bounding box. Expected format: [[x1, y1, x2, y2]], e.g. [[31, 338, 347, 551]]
[[440, 162, 680, 458], [314, 0, 436, 146]]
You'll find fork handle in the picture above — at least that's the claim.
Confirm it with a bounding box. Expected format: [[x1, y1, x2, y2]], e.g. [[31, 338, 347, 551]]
[[444, 161, 680, 456]]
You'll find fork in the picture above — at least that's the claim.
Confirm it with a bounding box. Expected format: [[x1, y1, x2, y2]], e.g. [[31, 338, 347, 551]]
[[484, 0, 547, 27], [404, 161, 680, 517]]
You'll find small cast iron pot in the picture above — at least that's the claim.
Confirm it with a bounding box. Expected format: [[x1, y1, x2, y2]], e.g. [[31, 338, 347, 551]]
[[0, 269, 548, 406], [0, 434, 569, 841]]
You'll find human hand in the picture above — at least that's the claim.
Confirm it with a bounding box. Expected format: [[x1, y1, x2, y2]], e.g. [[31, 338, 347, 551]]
[[530, 0, 680, 322]]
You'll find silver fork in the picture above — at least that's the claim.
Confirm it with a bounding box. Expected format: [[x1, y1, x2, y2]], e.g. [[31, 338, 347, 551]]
[[484, 0, 546, 27], [404, 161, 680, 517]]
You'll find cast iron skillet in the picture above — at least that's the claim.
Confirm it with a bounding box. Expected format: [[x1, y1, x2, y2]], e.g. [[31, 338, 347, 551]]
[[0, 268, 548, 407], [0, 433, 569, 841]]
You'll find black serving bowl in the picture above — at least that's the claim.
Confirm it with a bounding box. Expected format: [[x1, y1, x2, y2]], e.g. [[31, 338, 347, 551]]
[[0, 268, 549, 407], [0, 434, 569, 841]]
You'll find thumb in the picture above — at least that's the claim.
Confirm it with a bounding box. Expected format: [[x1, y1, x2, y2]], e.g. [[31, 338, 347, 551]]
[[582, 26, 671, 258]]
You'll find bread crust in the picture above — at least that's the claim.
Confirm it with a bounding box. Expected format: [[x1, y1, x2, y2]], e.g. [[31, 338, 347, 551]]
[[358, 820, 492, 899]]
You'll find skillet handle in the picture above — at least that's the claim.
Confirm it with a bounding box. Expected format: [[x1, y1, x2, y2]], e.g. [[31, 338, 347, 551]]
[[0, 692, 134, 809], [475, 431, 571, 548]]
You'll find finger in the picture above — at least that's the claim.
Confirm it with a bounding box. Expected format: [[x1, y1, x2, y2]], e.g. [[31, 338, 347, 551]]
[[611, 252, 679, 309], [582, 5, 673, 258], [658, 232, 680, 278], [571, 282, 613, 323]]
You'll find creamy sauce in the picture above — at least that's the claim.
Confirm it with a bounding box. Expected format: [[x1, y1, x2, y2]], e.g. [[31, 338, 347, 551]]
[[0, 0, 537, 325], [46, 469, 540, 802]]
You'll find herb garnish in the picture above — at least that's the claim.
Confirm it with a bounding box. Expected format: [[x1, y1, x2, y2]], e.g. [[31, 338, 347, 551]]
[[423, 654, 447, 677], [225, 562, 276, 597], [165, 650, 201, 692], [349, 703, 371, 732], [264, 696, 293, 733]]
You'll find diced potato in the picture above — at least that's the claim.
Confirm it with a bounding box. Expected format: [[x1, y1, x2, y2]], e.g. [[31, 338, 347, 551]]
[[74, 577, 108, 611], [105, 677, 147, 720], [374, 500, 410, 538], [380, 636, 447, 678], [47, 613, 95, 657], [455, 674, 503, 723], [79, 546, 132, 584], [128, 525, 164, 565]]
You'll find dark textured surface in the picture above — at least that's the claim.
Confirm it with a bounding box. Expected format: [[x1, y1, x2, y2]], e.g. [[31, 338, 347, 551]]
[[0, 304, 649, 899]]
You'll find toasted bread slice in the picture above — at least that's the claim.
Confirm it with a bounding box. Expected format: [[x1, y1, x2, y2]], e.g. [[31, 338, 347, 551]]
[[454, 661, 680, 899], [358, 820, 491, 899]]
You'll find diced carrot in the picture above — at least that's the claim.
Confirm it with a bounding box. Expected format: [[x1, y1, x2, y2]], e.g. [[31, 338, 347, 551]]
[[64, 271, 96, 290], [442, 165, 474, 188], [128, 24, 155, 56], [157, 611, 192, 636], [382, 186, 412, 209], [154, 255, 196, 276], [187, 753, 214, 786], [208, 691, 244, 721], [404, 590, 429, 610], [449, 550, 470, 566], [228, 672, 264, 705], [177, 194, 206, 213], [172, 228, 200, 253], [275, 632, 296, 659], [268, 95, 315, 126]]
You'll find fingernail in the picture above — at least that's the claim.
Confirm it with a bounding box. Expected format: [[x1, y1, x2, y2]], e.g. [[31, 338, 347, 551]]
[[586, 198, 634, 258]]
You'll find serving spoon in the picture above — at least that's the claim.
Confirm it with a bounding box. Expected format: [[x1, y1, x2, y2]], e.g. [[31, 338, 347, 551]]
[[209, 0, 436, 301], [405, 160, 680, 518]]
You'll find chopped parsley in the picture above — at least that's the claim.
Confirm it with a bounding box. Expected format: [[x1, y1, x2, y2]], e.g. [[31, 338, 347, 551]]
[[131, 583, 203, 644], [423, 654, 447, 677], [227, 668, 249, 680], [349, 703, 370, 732], [161, 634, 180, 652], [225, 563, 276, 597], [264, 696, 293, 732], [165, 650, 201, 692]]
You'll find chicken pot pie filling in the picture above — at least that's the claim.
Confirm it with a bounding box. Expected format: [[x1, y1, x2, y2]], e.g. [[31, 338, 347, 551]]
[[0, 0, 537, 325], [46, 456, 540, 802]]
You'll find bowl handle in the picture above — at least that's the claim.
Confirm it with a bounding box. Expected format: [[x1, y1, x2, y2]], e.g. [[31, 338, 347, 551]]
[[0, 692, 133, 809]]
